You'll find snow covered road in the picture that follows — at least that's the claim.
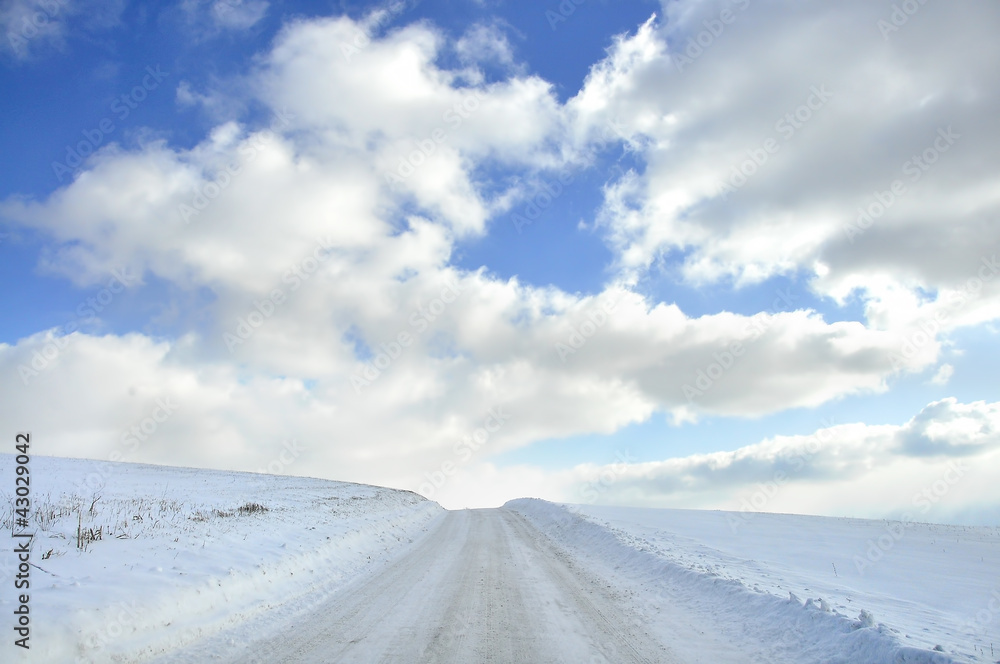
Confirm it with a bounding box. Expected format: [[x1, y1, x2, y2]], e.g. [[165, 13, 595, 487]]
[[220, 508, 678, 664], [4, 456, 978, 663]]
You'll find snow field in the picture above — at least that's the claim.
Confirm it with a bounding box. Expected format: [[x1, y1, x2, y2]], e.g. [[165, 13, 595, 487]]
[[506, 499, 996, 664], [0, 454, 443, 663], [3, 453, 995, 664]]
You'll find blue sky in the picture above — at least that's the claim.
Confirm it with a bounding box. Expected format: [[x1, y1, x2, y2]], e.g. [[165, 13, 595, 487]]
[[2, 0, 999, 523], [0, 0, 651, 333]]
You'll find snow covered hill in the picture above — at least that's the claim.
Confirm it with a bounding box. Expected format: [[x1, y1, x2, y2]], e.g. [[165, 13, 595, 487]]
[[0, 454, 443, 663], [2, 455, 995, 663], [507, 499, 1000, 664]]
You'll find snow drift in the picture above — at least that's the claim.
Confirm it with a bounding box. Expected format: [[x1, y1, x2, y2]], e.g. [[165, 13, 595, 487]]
[[506, 498, 992, 664]]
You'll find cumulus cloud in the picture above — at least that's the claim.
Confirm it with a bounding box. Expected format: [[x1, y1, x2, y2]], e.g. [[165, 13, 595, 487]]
[[568, 0, 1000, 326], [896, 398, 1000, 458], [454, 22, 517, 69], [1, 2, 997, 513], [539, 398, 1000, 523]]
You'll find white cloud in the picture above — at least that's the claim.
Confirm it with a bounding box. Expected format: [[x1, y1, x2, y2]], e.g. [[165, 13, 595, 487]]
[[1, 4, 997, 517], [176, 79, 249, 122], [1, 0, 125, 60], [929, 363, 954, 386], [455, 22, 516, 69], [532, 398, 1000, 523], [178, 0, 268, 35], [568, 0, 1000, 328], [210, 0, 267, 31]]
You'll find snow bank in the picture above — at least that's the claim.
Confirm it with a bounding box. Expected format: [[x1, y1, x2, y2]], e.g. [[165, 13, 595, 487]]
[[0, 454, 443, 663], [506, 498, 979, 664]]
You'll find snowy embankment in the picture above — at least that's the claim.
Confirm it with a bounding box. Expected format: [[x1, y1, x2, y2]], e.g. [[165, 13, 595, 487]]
[[0, 454, 443, 663], [507, 499, 998, 664]]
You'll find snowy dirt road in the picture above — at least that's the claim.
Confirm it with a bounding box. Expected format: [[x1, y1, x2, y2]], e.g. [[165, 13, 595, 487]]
[[231, 508, 680, 664]]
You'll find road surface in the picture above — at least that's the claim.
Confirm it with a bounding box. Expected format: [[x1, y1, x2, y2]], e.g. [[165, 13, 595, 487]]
[[231, 508, 679, 663]]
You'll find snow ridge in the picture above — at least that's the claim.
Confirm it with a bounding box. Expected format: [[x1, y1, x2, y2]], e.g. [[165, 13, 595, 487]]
[[506, 498, 961, 664]]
